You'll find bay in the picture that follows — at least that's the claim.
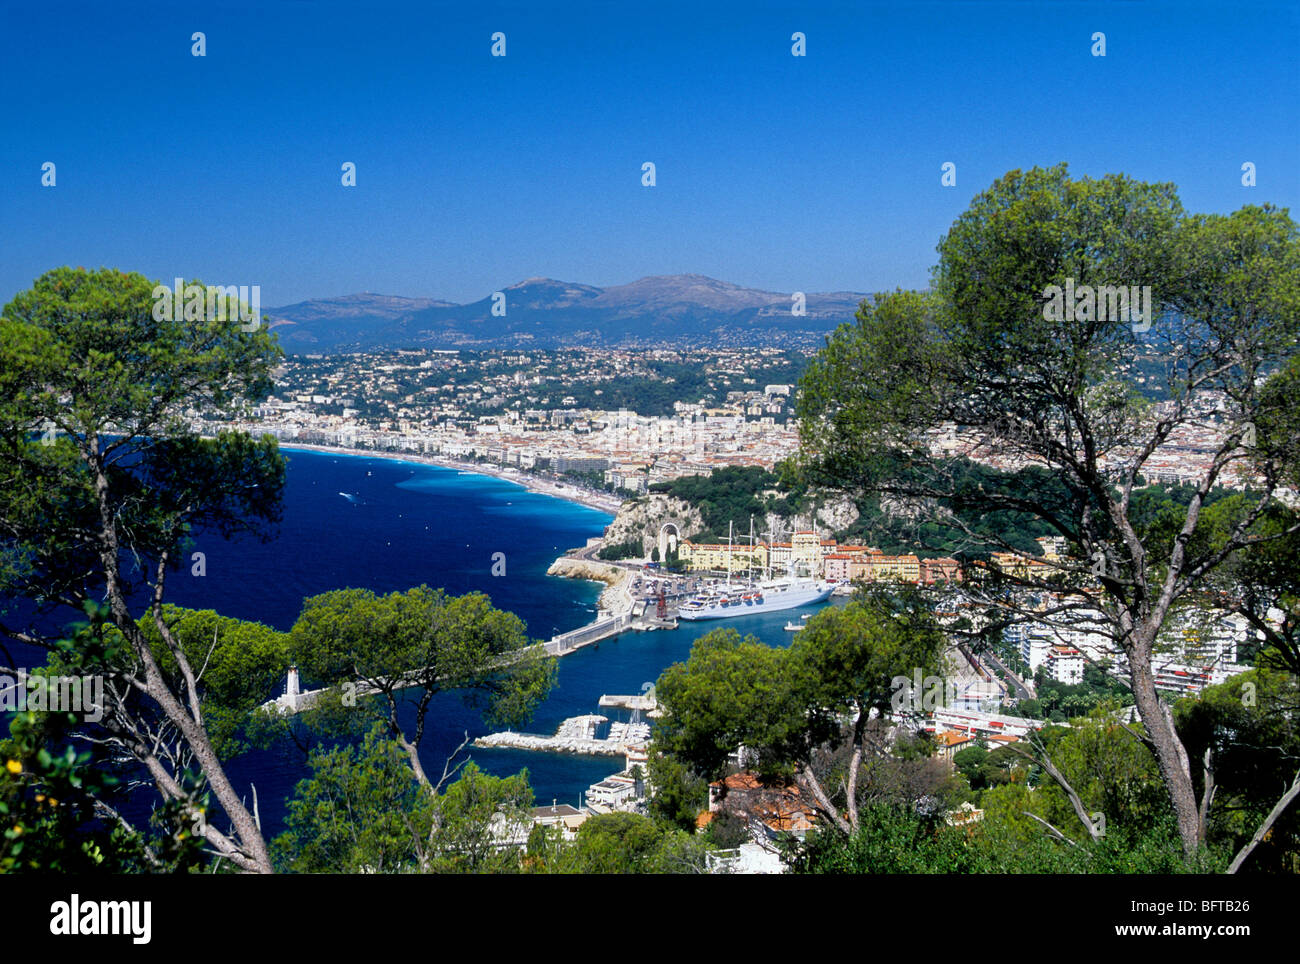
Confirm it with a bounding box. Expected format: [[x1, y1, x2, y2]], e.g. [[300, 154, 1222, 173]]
[[9, 446, 815, 841]]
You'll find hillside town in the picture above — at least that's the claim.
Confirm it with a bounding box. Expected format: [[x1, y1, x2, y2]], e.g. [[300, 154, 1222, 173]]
[[208, 347, 1268, 499]]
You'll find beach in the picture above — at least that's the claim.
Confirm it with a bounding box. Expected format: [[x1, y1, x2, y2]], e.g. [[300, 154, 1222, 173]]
[[278, 442, 628, 516]]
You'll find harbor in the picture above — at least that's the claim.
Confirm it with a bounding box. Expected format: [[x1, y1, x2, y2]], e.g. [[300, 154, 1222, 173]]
[[262, 563, 676, 715], [473, 712, 652, 756]]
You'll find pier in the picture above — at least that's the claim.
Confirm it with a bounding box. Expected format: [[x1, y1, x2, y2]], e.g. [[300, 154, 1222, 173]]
[[598, 693, 659, 715], [542, 612, 633, 655], [263, 610, 642, 715], [474, 714, 651, 756]]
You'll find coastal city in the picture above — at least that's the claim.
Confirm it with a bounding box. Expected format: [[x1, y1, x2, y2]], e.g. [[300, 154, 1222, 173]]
[[242, 345, 1274, 872], [210, 345, 1263, 503], [3, 1, 1296, 917]]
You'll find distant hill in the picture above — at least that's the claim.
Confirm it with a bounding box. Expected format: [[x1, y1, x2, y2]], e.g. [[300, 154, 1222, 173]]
[[264, 275, 868, 352], [263, 293, 455, 351]]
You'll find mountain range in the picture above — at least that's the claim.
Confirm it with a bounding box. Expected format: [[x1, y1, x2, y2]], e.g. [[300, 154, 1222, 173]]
[[264, 275, 869, 353]]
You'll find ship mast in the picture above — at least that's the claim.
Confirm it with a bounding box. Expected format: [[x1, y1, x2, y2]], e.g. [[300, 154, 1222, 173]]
[[726, 520, 733, 589], [767, 519, 782, 582], [747, 514, 755, 588]]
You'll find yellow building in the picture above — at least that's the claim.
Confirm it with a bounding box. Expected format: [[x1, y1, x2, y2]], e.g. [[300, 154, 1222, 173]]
[[791, 531, 825, 576], [989, 551, 1056, 581], [678, 540, 769, 574], [849, 552, 921, 584]]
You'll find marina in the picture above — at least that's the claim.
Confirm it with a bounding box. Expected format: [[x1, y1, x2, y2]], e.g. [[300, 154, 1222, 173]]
[[231, 450, 853, 828], [474, 713, 652, 756], [598, 692, 660, 715], [678, 522, 835, 621]]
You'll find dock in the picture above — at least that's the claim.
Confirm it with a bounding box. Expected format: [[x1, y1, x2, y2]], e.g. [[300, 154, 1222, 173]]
[[474, 714, 651, 756], [542, 612, 633, 656], [263, 561, 672, 716], [598, 693, 659, 715]]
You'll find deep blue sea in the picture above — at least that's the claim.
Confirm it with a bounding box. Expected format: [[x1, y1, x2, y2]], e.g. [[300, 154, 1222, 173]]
[[7, 447, 820, 840]]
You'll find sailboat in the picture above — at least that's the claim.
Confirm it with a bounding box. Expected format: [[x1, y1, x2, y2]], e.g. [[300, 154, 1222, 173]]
[[678, 518, 833, 621]]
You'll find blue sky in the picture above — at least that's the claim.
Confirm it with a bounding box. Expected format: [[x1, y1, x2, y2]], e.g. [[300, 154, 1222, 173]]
[[2, 0, 1296, 307]]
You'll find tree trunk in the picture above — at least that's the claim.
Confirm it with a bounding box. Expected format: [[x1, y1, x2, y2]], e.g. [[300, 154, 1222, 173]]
[[90, 444, 273, 873], [1127, 644, 1201, 858], [129, 618, 276, 872], [1228, 770, 1300, 874]]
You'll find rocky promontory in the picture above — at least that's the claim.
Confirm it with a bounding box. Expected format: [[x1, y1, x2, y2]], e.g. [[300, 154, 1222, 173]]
[[547, 557, 631, 613], [600, 493, 706, 555]]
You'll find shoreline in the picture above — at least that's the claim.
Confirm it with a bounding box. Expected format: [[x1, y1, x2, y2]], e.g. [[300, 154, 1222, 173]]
[[278, 442, 627, 517], [547, 557, 635, 616]]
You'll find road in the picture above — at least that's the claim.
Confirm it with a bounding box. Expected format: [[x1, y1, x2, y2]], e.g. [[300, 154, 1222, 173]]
[[983, 650, 1033, 699]]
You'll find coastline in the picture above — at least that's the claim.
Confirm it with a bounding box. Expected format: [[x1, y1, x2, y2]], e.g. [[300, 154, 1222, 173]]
[[546, 557, 635, 616], [279, 442, 627, 517]]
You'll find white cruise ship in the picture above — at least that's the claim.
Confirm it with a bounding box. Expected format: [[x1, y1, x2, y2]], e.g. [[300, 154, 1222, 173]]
[[678, 575, 834, 621], [677, 519, 835, 621]]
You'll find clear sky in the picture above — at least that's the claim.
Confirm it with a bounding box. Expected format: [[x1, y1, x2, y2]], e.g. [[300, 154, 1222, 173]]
[[2, 0, 1296, 307]]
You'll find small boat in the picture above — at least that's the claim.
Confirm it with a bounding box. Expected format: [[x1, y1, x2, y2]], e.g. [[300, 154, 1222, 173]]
[[784, 621, 806, 632]]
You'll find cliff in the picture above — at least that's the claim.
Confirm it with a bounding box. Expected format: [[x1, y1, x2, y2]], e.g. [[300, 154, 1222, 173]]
[[546, 557, 631, 612], [600, 493, 706, 554]]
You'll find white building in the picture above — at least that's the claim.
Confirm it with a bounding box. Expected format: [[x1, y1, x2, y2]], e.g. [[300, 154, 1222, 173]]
[[1007, 606, 1119, 675], [585, 775, 638, 813], [1044, 644, 1086, 685]]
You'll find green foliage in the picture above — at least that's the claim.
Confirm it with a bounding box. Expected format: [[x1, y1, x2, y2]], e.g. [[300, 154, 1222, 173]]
[[538, 812, 709, 874], [786, 800, 1225, 874], [139, 606, 291, 758], [597, 539, 644, 561], [1254, 353, 1300, 488], [1036, 710, 1170, 834], [650, 456, 1061, 557], [1, 609, 205, 873], [839, 461, 1062, 558], [274, 726, 434, 873], [796, 166, 1298, 564], [792, 165, 1299, 858], [0, 267, 286, 611], [790, 589, 948, 727], [651, 465, 801, 541], [654, 628, 795, 780], [1029, 664, 1134, 720], [424, 762, 533, 873], [1175, 668, 1300, 872], [1192, 495, 1300, 677], [0, 267, 287, 871], [646, 751, 709, 831], [704, 810, 751, 850], [653, 592, 948, 824], [272, 586, 560, 871], [785, 804, 990, 873], [952, 745, 990, 789], [0, 711, 142, 874], [289, 585, 556, 732], [274, 724, 533, 874], [964, 711, 1170, 855]]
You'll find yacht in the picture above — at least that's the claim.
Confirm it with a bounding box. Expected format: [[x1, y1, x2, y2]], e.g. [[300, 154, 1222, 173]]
[[678, 520, 833, 621]]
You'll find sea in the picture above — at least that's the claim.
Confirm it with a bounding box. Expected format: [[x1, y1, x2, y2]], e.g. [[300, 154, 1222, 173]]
[[5, 447, 819, 840]]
